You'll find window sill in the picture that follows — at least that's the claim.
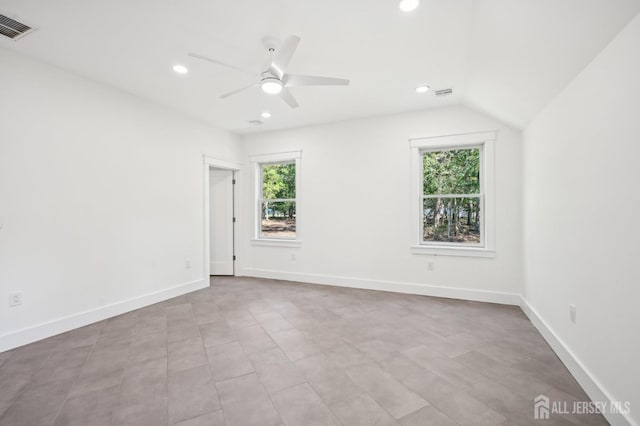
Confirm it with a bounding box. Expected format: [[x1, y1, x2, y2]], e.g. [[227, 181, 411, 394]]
[[251, 239, 302, 248], [411, 245, 495, 258]]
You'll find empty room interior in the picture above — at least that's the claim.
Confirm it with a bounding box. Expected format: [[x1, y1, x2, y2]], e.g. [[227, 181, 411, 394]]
[[1, 0, 639, 425]]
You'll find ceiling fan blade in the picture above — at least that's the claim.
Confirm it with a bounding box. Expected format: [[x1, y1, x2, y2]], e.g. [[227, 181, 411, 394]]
[[220, 84, 259, 99], [188, 52, 258, 76], [279, 88, 299, 109], [269, 35, 301, 78], [284, 74, 350, 87]]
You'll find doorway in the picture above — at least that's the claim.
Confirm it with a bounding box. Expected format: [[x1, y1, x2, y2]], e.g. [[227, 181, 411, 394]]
[[209, 167, 235, 276]]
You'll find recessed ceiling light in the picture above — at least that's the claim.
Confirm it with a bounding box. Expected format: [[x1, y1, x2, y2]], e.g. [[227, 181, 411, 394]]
[[173, 64, 188, 75], [416, 85, 430, 93], [399, 0, 420, 12], [261, 77, 283, 95], [261, 111, 272, 119]]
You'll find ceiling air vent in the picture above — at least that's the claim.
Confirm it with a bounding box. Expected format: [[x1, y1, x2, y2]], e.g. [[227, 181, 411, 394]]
[[248, 120, 263, 126], [0, 14, 34, 40], [435, 88, 454, 97]]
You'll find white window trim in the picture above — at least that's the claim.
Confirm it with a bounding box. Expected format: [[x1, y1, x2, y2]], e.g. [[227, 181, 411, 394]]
[[410, 131, 496, 258], [250, 150, 302, 247]]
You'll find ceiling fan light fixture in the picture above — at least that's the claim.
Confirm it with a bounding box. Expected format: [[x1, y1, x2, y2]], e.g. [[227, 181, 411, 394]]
[[261, 78, 283, 95], [416, 85, 430, 93], [261, 111, 272, 119], [172, 64, 189, 75], [399, 0, 420, 12]]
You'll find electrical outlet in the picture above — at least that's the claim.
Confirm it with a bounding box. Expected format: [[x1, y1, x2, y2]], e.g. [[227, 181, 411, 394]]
[[291, 254, 296, 261], [427, 261, 435, 271], [185, 259, 191, 269], [9, 292, 22, 307], [569, 304, 576, 323]]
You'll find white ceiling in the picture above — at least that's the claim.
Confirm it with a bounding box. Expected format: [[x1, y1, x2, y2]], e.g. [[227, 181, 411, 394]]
[[1, 0, 638, 133], [465, 0, 640, 129]]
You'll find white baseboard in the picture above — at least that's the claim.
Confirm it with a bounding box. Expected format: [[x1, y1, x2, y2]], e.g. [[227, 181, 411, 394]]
[[520, 297, 636, 426], [0, 278, 208, 353], [240, 267, 520, 305]]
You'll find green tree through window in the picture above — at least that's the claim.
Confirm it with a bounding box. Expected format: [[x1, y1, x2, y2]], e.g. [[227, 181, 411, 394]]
[[422, 148, 481, 244], [260, 162, 296, 239]]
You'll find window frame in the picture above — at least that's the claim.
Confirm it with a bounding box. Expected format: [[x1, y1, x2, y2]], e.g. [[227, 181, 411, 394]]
[[410, 131, 496, 258], [251, 151, 302, 247]]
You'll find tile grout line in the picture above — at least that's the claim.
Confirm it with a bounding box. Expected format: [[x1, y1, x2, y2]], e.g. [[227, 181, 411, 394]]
[[49, 326, 103, 426], [207, 286, 233, 426], [240, 308, 288, 426], [0, 348, 56, 424]]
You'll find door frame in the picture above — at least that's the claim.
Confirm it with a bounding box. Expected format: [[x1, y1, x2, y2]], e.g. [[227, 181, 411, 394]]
[[203, 155, 242, 279]]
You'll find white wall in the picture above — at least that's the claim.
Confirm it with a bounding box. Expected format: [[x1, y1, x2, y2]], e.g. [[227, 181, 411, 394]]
[[239, 106, 523, 303], [522, 14, 640, 426], [0, 48, 241, 351]]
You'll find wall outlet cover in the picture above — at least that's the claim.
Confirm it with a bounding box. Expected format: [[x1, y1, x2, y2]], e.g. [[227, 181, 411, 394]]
[[9, 292, 22, 307]]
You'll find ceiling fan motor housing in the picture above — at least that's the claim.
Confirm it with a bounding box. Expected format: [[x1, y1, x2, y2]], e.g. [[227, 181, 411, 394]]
[[261, 76, 283, 94]]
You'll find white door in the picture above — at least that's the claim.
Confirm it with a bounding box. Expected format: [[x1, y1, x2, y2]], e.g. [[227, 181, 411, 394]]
[[210, 168, 234, 275]]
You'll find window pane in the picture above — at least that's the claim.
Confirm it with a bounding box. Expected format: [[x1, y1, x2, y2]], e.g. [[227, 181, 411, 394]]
[[261, 201, 296, 239], [262, 163, 296, 199], [423, 197, 480, 244], [423, 148, 480, 195]]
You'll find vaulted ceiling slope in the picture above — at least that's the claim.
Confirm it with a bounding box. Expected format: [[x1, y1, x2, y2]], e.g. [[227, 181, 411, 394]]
[[465, 0, 640, 129], [0, 0, 638, 133]]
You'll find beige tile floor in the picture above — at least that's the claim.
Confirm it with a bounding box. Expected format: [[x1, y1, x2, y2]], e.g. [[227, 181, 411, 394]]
[[0, 277, 608, 426]]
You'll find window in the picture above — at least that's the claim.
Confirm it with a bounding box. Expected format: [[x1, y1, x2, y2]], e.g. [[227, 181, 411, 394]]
[[422, 147, 481, 245], [260, 162, 296, 239], [252, 151, 301, 246], [410, 131, 495, 257]]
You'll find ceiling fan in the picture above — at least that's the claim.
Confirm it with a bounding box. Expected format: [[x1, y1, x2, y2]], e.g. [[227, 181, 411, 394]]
[[188, 36, 350, 109]]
